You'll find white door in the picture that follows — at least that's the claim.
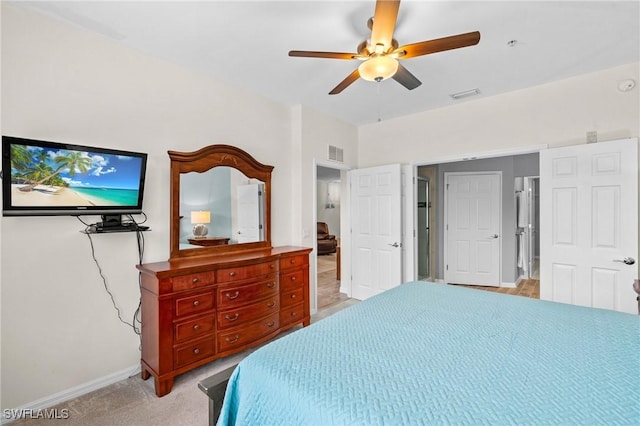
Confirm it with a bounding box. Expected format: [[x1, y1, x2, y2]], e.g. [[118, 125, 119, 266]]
[[540, 138, 638, 314], [350, 164, 402, 300], [236, 183, 263, 243], [445, 172, 501, 286]]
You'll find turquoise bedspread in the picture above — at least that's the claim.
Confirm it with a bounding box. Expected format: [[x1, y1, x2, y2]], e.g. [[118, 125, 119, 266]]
[[217, 281, 640, 425]]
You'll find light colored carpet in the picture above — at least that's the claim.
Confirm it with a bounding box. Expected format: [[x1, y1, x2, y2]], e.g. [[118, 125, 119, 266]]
[[12, 299, 359, 426]]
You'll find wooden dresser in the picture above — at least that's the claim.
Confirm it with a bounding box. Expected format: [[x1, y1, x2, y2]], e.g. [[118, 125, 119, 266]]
[[136, 246, 311, 397]]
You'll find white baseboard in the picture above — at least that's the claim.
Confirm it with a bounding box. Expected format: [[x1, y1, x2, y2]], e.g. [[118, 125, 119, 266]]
[[2, 364, 140, 425], [501, 279, 518, 288]]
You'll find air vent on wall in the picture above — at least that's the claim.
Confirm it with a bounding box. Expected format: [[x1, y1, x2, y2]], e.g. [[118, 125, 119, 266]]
[[450, 88, 480, 100], [328, 145, 344, 162]]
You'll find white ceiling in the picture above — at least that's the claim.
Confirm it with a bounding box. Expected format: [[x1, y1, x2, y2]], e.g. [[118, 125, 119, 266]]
[[16, 1, 640, 126]]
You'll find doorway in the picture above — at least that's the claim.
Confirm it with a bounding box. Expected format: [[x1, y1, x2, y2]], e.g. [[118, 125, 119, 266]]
[[417, 166, 437, 281], [515, 176, 540, 280], [416, 152, 540, 289], [316, 165, 348, 309], [417, 177, 430, 279]]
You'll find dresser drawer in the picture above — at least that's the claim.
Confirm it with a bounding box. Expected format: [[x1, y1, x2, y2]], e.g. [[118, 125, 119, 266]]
[[217, 278, 278, 309], [280, 288, 303, 308], [217, 296, 279, 330], [174, 337, 215, 369], [216, 261, 277, 283], [174, 314, 215, 343], [280, 269, 304, 292], [280, 303, 305, 327], [175, 292, 214, 317], [279, 255, 308, 271], [217, 313, 279, 353], [170, 271, 215, 292]]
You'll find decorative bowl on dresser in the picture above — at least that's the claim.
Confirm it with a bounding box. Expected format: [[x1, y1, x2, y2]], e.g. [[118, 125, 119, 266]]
[[137, 144, 311, 396]]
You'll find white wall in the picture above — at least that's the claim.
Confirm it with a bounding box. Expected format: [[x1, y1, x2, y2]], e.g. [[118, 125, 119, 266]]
[[0, 4, 351, 410], [358, 62, 640, 166], [297, 106, 358, 312]]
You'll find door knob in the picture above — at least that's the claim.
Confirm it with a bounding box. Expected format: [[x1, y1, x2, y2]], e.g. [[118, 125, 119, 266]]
[[388, 242, 400, 248], [613, 257, 636, 265], [490, 234, 499, 239]]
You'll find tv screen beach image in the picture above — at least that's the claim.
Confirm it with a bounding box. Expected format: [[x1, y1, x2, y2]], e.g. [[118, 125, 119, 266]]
[[9, 144, 143, 207]]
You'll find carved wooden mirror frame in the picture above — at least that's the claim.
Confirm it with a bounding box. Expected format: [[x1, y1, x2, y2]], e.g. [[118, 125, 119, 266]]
[[168, 145, 273, 260]]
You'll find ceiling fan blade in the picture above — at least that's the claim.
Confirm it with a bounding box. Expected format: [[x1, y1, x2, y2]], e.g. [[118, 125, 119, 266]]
[[329, 69, 361, 95], [370, 0, 400, 51], [289, 50, 357, 60], [392, 63, 421, 90], [396, 31, 480, 59]]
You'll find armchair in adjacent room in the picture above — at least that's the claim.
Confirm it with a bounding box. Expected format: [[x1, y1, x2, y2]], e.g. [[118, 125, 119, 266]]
[[317, 222, 337, 255]]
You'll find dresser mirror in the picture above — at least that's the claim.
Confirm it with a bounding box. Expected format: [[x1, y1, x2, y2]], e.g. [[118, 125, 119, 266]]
[[169, 145, 273, 260]]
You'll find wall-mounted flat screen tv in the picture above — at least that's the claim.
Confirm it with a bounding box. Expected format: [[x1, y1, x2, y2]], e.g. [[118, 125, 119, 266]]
[[2, 136, 148, 217]]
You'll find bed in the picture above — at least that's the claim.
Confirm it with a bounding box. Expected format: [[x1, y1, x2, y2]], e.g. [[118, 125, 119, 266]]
[[214, 281, 640, 425]]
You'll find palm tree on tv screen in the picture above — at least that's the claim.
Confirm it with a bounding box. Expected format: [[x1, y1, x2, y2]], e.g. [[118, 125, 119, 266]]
[[10, 144, 31, 174], [16, 149, 92, 192]]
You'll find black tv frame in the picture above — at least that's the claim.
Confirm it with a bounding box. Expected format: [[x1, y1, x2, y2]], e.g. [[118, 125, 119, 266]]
[[2, 135, 148, 218]]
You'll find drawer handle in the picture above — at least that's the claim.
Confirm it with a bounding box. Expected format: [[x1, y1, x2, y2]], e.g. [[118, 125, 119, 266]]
[[229, 272, 236, 277], [193, 300, 200, 306], [290, 311, 297, 317], [267, 321, 275, 328], [290, 276, 296, 281], [267, 301, 275, 308], [267, 282, 275, 289], [224, 313, 239, 322], [270, 264, 275, 269], [192, 277, 199, 284], [226, 334, 239, 344], [193, 348, 200, 355], [291, 294, 297, 299], [290, 259, 296, 264], [193, 324, 201, 331], [225, 291, 240, 300]]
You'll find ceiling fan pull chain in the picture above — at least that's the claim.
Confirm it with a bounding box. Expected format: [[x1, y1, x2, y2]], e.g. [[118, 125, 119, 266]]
[[377, 81, 382, 122]]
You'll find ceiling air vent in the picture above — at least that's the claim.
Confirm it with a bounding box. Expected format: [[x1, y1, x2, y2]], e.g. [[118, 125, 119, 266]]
[[328, 145, 344, 163]]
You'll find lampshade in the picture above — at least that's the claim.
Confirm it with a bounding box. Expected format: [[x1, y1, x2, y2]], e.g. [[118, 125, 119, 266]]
[[358, 55, 399, 82], [190, 210, 211, 224]]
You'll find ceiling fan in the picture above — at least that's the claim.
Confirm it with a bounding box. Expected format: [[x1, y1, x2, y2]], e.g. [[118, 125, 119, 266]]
[[289, 0, 480, 95]]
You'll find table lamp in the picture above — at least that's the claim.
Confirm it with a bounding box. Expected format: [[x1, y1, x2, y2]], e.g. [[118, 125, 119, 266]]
[[191, 210, 211, 238]]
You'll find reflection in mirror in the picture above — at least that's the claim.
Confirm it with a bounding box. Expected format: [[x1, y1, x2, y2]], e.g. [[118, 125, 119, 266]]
[[179, 167, 265, 250], [169, 144, 273, 260]]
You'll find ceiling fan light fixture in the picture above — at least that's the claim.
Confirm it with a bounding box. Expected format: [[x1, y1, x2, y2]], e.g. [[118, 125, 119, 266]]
[[358, 55, 399, 82]]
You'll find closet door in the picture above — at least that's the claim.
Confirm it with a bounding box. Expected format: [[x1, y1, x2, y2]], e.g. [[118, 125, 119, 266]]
[[540, 138, 638, 314], [444, 172, 501, 287]]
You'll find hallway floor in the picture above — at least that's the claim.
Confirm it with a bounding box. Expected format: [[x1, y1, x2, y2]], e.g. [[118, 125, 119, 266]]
[[458, 278, 540, 299], [317, 253, 349, 309]]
